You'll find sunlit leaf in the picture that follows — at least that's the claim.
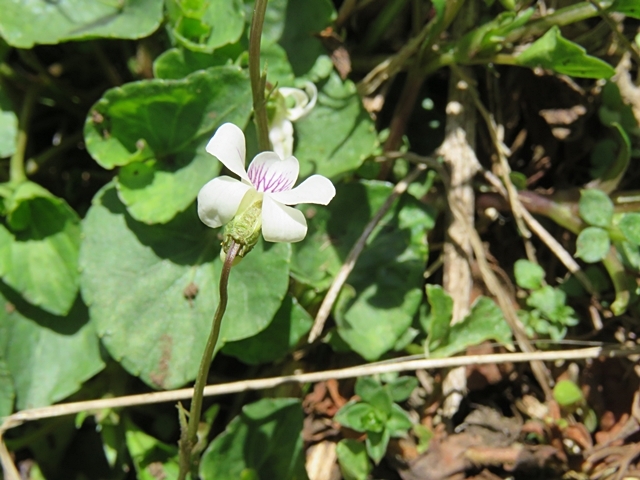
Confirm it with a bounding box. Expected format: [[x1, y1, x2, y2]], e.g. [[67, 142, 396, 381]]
[[0, 359, 14, 417], [576, 226, 610, 263], [166, 0, 245, 53], [424, 284, 453, 353], [611, 0, 640, 18], [295, 72, 378, 179], [84, 66, 252, 224], [579, 189, 614, 227], [516, 26, 615, 79], [430, 297, 513, 358], [514, 259, 545, 290], [291, 181, 433, 360], [619, 213, 640, 245], [336, 439, 371, 480], [0, 0, 164, 48], [80, 184, 290, 389]]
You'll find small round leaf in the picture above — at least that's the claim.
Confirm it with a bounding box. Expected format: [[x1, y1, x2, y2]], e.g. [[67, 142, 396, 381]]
[[578, 189, 614, 227], [619, 213, 640, 245], [575, 227, 610, 263], [514, 259, 545, 290]]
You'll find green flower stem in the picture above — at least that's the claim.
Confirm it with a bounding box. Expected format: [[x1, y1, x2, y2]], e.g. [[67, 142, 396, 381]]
[[249, 0, 271, 152], [178, 240, 242, 480], [10, 86, 40, 184]]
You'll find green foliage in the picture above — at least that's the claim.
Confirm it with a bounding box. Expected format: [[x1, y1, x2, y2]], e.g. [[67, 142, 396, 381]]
[[516, 261, 579, 341], [456, 8, 534, 60], [422, 286, 512, 356], [80, 185, 290, 389], [0, 87, 17, 158], [0, 0, 634, 477], [125, 417, 180, 479], [0, 285, 104, 409], [611, 0, 640, 18], [553, 379, 584, 408], [576, 226, 611, 263], [200, 398, 308, 479], [619, 213, 640, 245], [0, 181, 81, 315], [0, 359, 15, 418], [336, 439, 371, 480], [514, 258, 545, 290], [515, 26, 616, 78], [552, 380, 597, 432], [0, 0, 164, 48], [579, 189, 614, 228], [291, 181, 435, 360], [165, 0, 245, 53], [222, 295, 312, 364], [334, 376, 415, 464], [84, 66, 253, 224], [294, 72, 378, 179]]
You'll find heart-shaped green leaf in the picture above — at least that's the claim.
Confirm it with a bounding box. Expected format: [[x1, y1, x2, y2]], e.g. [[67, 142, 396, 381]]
[[80, 185, 290, 389], [84, 66, 253, 224]]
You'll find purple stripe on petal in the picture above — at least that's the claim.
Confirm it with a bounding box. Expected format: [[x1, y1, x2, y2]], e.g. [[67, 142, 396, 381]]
[[248, 163, 295, 193]]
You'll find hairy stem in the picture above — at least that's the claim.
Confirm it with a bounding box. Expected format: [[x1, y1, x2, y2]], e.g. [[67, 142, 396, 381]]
[[178, 241, 241, 480], [249, 0, 270, 152]]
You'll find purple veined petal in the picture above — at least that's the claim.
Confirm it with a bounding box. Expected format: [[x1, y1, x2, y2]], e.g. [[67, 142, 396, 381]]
[[268, 117, 294, 159], [197, 176, 253, 228], [261, 195, 308, 243], [247, 151, 299, 194], [205, 123, 250, 182], [269, 175, 336, 206]]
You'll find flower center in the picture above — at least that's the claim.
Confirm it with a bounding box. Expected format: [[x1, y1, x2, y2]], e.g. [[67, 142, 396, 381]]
[[248, 163, 294, 193]]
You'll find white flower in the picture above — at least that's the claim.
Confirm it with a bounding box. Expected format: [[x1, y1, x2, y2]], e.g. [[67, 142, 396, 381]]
[[268, 81, 317, 159], [197, 122, 335, 244]]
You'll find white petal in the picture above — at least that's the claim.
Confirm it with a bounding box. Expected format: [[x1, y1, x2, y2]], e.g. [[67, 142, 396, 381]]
[[269, 175, 336, 206], [261, 195, 307, 243], [268, 117, 294, 159], [197, 176, 253, 228], [281, 81, 317, 121], [247, 151, 299, 193], [205, 123, 249, 182]]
